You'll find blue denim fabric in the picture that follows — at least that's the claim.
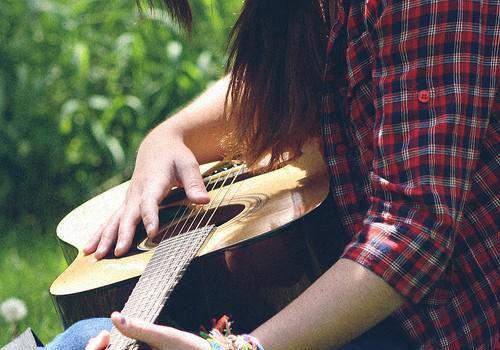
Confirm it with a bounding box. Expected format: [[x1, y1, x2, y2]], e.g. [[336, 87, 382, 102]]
[[38, 318, 112, 350]]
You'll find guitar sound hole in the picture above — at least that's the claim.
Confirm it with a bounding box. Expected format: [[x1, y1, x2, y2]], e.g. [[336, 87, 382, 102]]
[[149, 203, 245, 246]]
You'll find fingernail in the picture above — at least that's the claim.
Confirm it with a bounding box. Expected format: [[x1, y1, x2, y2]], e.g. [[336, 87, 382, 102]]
[[120, 314, 127, 326], [146, 223, 154, 233]]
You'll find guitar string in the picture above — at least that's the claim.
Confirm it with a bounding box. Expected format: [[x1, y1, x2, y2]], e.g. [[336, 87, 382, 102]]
[[184, 164, 245, 235], [157, 165, 242, 260], [137, 165, 245, 324], [108, 170, 228, 349], [156, 165, 244, 294], [115, 173, 221, 321], [137, 166, 243, 323], [126, 165, 239, 324], [110, 164, 246, 348], [119, 171, 227, 322], [134, 167, 229, 283], [127, 231, 200, 322], [200, 165, 245, 233], [153, 165, 235, 251], [137, 228, 210, 324], [154, 169, 222, 249], [137, 169, 244, 326], [143, 166, 249, 319], [172, 165, 241, 244], [110, 170, 245, 349], [152, 163, 242, 263], [135, 169, 228, 284], [158, 167, 230, 244], [146, 165, 243, 294]]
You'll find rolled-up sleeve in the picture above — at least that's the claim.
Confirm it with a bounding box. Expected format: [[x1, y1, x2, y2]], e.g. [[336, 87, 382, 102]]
[[341, 0, 496, 304]]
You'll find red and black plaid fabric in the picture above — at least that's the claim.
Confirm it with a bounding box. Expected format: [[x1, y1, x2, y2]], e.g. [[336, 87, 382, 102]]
[[321, 0, 499, 348]]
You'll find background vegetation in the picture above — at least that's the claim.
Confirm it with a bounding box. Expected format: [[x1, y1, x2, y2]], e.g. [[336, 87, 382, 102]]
[[0, 0, 241, 345]]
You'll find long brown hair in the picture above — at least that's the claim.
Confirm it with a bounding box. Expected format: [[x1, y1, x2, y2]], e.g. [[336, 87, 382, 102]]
[[139, 0, 329, 166]]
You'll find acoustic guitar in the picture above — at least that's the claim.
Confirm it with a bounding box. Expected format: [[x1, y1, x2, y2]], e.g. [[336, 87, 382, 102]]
[[50, 143, 346, 349]]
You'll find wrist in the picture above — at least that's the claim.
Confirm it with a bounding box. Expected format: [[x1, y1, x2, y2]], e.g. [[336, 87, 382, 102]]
[[140, 121, 184, 152]]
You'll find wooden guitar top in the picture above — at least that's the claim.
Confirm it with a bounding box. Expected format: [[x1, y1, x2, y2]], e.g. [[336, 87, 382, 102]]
[[50, 143, 329, 296]]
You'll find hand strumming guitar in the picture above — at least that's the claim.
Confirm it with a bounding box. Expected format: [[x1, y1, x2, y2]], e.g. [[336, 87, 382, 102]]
[[83, 77, 230, 259]]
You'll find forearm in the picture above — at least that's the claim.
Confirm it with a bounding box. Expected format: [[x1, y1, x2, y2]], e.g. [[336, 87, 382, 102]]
[[252, 258, 404, 350], [142, 76, 230, 165]]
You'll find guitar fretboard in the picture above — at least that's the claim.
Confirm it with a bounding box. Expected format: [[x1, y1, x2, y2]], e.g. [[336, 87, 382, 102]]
[[106, 225, 215, 350]]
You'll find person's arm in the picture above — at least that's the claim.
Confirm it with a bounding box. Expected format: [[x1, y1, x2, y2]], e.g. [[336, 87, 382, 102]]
[[156, 75, 230, 165], [251, 259, 404, 349], [84, 76, 231, 259]]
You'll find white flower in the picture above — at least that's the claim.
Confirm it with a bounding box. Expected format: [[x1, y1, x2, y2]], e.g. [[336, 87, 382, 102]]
[[197, 51, 214, 74], [0, 297, 28, 323], [166, 41, 183, 61]]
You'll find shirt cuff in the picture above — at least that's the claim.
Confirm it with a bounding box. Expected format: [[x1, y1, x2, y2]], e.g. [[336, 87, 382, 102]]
[[340, 220, 452, 304]]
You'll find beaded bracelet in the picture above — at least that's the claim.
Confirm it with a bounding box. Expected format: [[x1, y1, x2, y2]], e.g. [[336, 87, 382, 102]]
[[201, 316, 265, 350]]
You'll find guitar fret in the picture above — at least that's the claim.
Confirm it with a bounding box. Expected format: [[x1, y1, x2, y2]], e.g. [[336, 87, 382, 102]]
[[136, 263, 191, 322], [121, 234, 207, 323], [107, 225, 215, 350], [132, 261, 192, 321]]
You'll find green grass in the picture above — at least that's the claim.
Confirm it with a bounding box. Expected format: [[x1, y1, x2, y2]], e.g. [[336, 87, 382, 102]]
[[0, 225, 67, 346]]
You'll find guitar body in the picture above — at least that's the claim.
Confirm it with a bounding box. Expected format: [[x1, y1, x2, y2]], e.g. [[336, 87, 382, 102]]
[[50, 144, 347, 333]]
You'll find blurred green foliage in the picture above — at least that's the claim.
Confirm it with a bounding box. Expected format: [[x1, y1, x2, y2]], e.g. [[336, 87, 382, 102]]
[[0, 0, 241, 345], [0, 0, 241, 228]]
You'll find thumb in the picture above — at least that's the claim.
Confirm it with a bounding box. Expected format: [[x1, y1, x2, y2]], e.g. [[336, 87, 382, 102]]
[[111, 312, 210, 350], [174, 157, 210, 205]]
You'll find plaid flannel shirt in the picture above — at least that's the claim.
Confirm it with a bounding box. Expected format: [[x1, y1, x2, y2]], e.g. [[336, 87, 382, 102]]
[[321, 0, 499, 348]]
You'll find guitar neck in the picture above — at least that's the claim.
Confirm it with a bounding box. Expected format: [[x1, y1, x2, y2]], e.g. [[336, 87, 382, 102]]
[[106, 225, 216, 350]]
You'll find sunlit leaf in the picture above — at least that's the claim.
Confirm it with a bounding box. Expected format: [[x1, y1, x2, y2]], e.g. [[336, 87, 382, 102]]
[[125, 95, 142, 112], [166, 41, 183, 62], [90, 121, 125, 167], [72, 42, 90, 81], [88, 95, 111, 111]]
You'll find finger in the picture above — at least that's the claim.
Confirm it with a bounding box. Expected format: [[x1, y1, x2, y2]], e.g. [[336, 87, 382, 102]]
[[85, 210, 119, 254], [84, 229, 103, 256], [140, 180, 172, 237], [174, 157, 210, 204], [85, 330, 110, 350], [85, 209, 121, 256], [111, 312, 210, 350], [94, 209, 123, 259], [115, 202, 142, 256], [140, 196, 160, 237]]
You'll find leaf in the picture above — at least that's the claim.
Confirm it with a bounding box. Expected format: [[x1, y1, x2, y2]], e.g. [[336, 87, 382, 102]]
[[166, 41, 183, 62], [90, 121, 125, 167], [88, 95, 111, 111], [125, 95, 142, 112], [72, 42, 90, 81]]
